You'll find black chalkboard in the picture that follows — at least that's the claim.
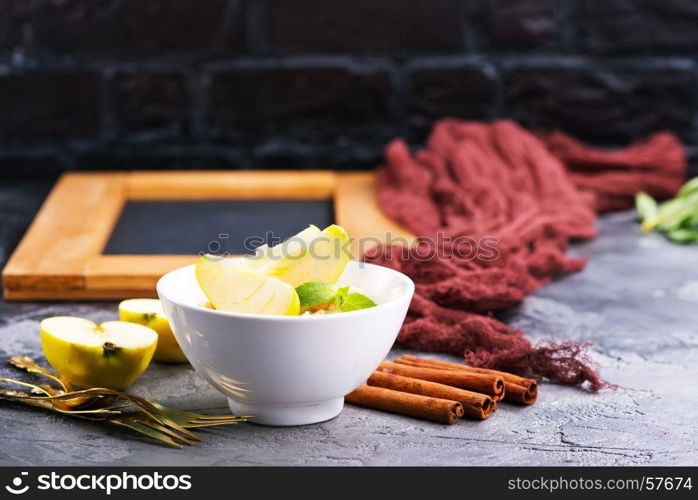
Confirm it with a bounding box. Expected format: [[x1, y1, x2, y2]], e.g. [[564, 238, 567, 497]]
[[103, 199, 335, 255]]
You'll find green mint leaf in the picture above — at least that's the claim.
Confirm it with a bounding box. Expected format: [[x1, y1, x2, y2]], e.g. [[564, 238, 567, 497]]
[[335, 286, 349, 309], [296, 283, 377, 313], [337, 289, 377, 312], [296, 282, 338, 313]]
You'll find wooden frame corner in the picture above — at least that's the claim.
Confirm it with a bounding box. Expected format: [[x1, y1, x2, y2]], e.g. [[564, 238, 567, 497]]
[[2, 171, 415, 300]]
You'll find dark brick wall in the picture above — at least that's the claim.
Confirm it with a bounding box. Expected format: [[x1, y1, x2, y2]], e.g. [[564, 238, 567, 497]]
[[1, 0, 697, 178]]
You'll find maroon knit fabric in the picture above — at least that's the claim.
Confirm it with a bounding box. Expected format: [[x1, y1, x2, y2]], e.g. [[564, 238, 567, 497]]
[[366, 120, 686, 391], [541, 130, 686, 213]]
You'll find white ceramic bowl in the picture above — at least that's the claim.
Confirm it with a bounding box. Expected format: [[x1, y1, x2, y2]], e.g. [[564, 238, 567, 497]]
[[156, 260, 414, 426]]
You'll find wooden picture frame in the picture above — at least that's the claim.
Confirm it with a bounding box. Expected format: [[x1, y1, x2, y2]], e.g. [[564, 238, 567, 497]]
[[2, 171, 415, 300]]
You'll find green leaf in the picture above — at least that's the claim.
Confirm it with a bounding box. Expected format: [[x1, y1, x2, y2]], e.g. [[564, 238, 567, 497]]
[[295, 282, 338, 313], [677, 176, 698, 198], [638, 178, 698, 245], [666, 227, 698, 244], [336, 286, 377, 312], [657, 192, 698, 232], [296, 283, 378, 313], [687, 212, 698, 229], [635, 192, 658, 232]]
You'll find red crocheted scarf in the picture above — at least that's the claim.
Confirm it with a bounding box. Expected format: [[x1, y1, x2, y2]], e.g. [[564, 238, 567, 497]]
[[366, 120, 685, 390]]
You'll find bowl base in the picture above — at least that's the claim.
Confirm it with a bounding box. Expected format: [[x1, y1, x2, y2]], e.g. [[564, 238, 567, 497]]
[[228, 397, 344, 426]]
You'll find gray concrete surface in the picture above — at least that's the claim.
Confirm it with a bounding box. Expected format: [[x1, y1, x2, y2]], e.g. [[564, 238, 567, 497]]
[[1, 182, 697, 465]]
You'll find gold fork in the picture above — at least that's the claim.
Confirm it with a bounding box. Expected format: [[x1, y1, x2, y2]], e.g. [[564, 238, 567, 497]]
[[143, 399, 253, 427], [0, 384, 190, 447], [0, 380, 197, 447], [4, 357, 253, 447], [9, 356, 251, 427]]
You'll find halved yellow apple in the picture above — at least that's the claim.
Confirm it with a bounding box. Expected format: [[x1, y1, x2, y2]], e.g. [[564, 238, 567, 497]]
[[40, 316, 158, 390], [196, 255, 300, 315], [249, 224, 352, 287], [119, 298, 188, 363]]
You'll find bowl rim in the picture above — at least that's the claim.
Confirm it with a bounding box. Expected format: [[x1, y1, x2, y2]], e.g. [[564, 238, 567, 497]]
[[156, 260, 415, 322]]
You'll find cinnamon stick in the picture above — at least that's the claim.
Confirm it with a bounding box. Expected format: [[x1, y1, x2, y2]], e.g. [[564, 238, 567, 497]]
[[367, 371, 496, 420], [397, 354, 535, 387], [378, 361, 505, 401], [504, 383, 538, 405], [345, 385, 464, 424], [396, 355, 537, 405]]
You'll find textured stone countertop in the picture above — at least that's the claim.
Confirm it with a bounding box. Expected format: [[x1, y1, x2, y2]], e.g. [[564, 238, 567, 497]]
[[1, 180, 697, 466]]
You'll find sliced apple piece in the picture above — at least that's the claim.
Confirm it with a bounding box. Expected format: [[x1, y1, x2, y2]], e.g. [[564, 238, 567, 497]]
[[195, 255, 300, 315], [41, 316, 158, 390], [247, 224, 322, 271], [119, 298, 188, 363], [251, 224, 351, 287]]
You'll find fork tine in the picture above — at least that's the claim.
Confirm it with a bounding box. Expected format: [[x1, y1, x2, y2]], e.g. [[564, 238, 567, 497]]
[[138, 403, 251, 427], [192, 414, 254, 420], [140, 420, 197, 446], [125, 395, 203, 441], [183, 420, 243, 428], [152, 405, 252, 426], [188, 416, 250, 424], [117, 411, 203, 444], [55, 408, 124, 416], [110, 420, 182, 449], [190, 415, 248, 422], [102, 402, 133, 411], [146, 412, 203, 441], [145, 399, 252, 421]]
